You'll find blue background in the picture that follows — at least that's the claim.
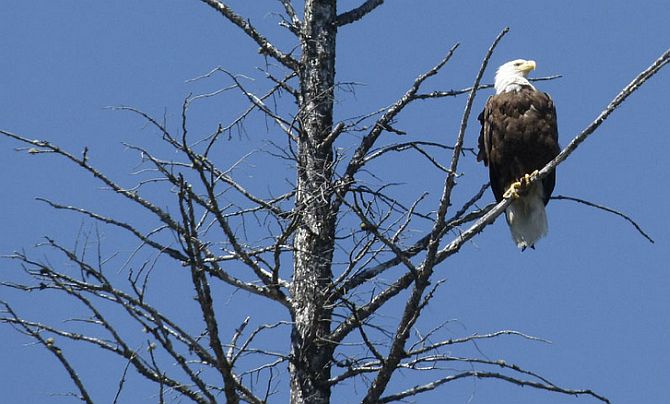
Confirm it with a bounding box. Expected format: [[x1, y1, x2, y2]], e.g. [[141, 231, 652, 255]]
[[1, 1, 668, 403]]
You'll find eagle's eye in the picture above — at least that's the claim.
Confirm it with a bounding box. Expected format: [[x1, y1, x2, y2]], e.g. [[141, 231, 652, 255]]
[[514, 62, 523, 66]]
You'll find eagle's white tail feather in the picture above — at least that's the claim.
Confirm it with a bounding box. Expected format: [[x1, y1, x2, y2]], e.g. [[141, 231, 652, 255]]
[[505, 183, 548, 249]]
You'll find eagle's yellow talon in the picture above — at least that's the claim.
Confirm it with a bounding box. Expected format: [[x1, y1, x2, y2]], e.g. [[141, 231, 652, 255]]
[[521, 170, 540, 186], [503, 181, 522, 199], [504, 169, 539, 199]]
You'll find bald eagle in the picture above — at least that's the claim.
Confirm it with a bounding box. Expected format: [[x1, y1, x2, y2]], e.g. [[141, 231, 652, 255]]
[[477, 59, 560, 250]]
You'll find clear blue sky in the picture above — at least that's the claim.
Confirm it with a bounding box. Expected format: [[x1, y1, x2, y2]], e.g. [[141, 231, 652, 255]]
[[1, 1, 669, 403]]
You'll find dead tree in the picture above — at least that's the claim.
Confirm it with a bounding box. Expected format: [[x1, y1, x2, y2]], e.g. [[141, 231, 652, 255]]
[[2, 1, 668, 403]]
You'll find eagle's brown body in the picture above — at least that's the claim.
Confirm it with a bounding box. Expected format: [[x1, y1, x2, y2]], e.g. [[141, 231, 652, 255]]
[[477, 87, 560, 204]]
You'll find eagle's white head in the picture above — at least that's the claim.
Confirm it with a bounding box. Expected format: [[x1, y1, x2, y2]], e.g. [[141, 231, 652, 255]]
[[494, 59, 537, 94]]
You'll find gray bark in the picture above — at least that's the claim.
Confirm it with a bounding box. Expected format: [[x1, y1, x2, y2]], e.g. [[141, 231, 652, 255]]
[[289, 1, 338, 403]]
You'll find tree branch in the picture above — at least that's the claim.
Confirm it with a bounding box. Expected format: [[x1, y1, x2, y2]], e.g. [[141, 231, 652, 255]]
[[199, 0, 300, 71], [2, 302, 94, 404], [277, 0, 301, 34], [551, 195, 654, 243], [379, 370, 610, 403], [328, 183, 492, 312], [35, 198, 188, 262], [334, 43, 459, 210], [336, 0, 385, 26], [0, 130, 187, 237], [412, 75, 562, 100], [424, 27, 508, 270]]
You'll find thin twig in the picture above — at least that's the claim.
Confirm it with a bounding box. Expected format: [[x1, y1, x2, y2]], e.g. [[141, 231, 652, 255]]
[[336, 0, 385, 26], [412, 75, 562, 100], [379, 370, 610, 403], [551, 195, 654, 243]]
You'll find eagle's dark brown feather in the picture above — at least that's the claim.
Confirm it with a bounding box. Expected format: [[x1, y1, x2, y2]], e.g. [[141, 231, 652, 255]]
[[477, 87, 560, 204]]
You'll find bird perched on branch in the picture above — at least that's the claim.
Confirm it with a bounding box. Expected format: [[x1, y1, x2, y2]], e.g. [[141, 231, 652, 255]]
[[477, 59, 560, 250]]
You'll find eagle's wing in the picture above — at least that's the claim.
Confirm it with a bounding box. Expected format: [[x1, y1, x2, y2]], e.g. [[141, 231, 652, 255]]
[[476, 97, 493, 167]]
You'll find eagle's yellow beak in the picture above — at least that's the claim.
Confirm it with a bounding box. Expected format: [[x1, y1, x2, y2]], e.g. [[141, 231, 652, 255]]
[[520, 60, 536, 73]]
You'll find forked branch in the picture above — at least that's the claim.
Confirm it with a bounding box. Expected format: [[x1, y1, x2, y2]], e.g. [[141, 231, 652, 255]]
[[334, 43, 460, 210], [2, 302, 94, 404], [199, 0, 299, 71]]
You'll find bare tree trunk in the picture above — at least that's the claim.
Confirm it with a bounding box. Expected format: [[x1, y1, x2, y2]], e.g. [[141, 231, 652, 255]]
[[289, 1, 337, 403]]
